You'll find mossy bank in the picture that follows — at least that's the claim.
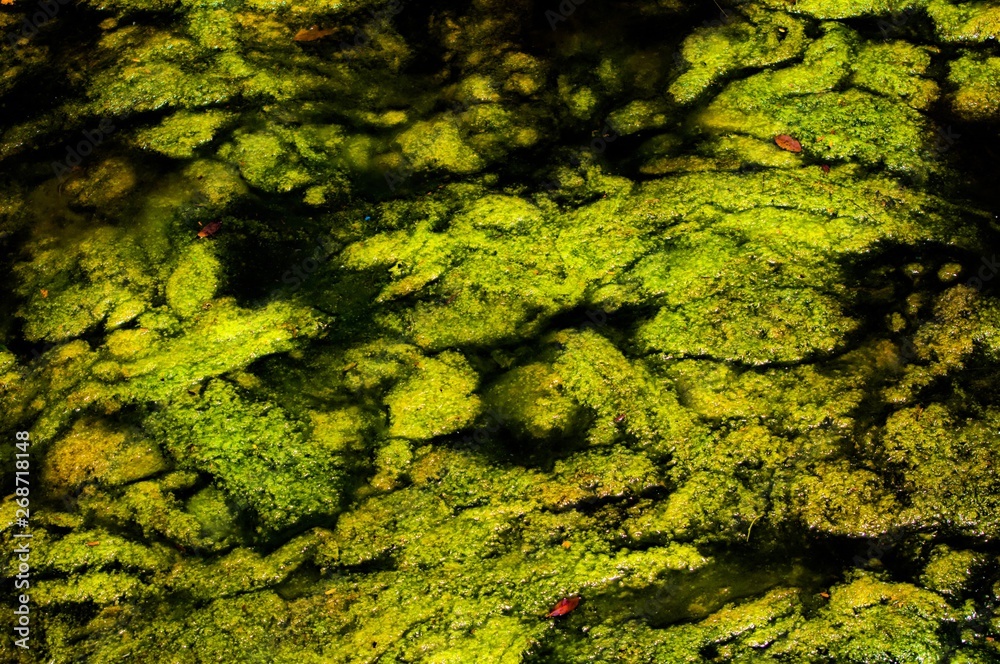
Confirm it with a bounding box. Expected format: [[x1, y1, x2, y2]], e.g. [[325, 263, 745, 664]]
[[2, 0, 1000, 661]]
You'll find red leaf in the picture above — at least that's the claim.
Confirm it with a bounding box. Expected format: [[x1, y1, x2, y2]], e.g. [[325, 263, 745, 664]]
[[774, 134, 803, 153], [198, 220, 223, 238], [546, 595, 581, 617]]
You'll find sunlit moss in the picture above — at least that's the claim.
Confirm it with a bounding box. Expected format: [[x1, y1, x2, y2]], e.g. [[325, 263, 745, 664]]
[[146, 380, 349, 533], [4, 0, 1000, 659], [165, 242, 221, 318], [670, 10, 807, 104], [928, 0, 1000, 42], [135, 109, 236, 158], [948, 52, 1000, 120], [41, 418, 168, 497]]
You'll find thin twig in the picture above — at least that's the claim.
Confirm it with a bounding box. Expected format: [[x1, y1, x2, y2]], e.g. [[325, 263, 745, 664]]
[[746, 515, 762, 542]]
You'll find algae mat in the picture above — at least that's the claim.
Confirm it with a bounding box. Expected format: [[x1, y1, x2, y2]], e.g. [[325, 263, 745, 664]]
[[2, 0, 1000, 661]]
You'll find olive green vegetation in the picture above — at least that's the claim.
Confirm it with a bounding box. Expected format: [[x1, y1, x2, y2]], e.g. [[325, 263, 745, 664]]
[[2, 0, 1000, 661]]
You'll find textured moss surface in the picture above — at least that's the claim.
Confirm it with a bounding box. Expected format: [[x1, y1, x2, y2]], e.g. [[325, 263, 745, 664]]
[[2, 0, 1000, 661]]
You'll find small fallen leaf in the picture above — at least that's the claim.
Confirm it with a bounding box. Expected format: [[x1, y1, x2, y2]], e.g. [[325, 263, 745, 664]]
[[40, 289, 48, 298], [546, 595, 581, 618], [86, 541, 100, 547], [774, 134, 803, 153], [197, 220, 222, 238], [294, 26, 336, 42]]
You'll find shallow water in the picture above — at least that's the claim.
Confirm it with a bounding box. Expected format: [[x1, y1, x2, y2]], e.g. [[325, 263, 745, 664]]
[[2, 0, 1000, 661]]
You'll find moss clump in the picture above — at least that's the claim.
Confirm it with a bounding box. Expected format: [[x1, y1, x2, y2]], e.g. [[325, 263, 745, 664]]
[[948, 53, 1000, 120], [483, 363, 584, 439], [165, 242, 221, 318], [4, 0, 1000, 660], [135, 110, 236, 158], [146, 380, 349, 533], [219, 125, 344, 193], [670, 10, 808, 104], [385, 350, 481, 439], [393, 118, 484, 174], [41, 418, 168, 497], [851, 40, 938, 110], [921, 546, 986, 597], [928, 0, 1000, 43]]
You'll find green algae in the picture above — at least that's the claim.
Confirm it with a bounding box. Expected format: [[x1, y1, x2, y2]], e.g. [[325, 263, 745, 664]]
[[135, 110, 236, 159], [948, 52, 1000, 120], [3, 0, 1000, 660], [146, 380, 349, 533]]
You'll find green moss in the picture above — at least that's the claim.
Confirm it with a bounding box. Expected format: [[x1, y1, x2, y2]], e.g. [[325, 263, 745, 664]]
[[6, 0, 1000, 659], [394, 118, 484, 174], [13, 218, 168, 342], [35, 530, 174, 577], [146, 380, 349, 533], [385, 350, 481, 439], [758, 0, 910, 19], [41, 418, 168, 496], [851, 40, 938, 109], [777, 573, 960, 662], [670, 11, 808, 104], [558, 76, 600, 119], [607, 99, 671, 135], [691, 24, 943, 178], [165, 242, 221, 317], [483, 363, 584, 439], [87, 29, 235, 115], [182, 159, 248, 207], [34, 571, 150, 608], [948, 52, 1000, 120], [135, 109, 235, 158], [219, 126, 340, 192], [928, 0, 1000, 42], [186, 487, 242, 546], [880, 403, 1000, 535], [921, 546, 986, 597]]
